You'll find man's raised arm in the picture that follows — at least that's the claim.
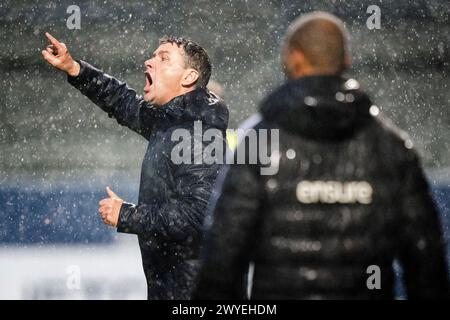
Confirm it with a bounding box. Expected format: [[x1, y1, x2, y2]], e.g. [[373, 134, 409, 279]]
[[41, 32, 159, 140]]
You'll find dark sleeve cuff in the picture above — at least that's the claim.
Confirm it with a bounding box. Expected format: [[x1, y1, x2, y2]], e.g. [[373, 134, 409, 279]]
[[67, 60, 101, 91], [117, 202, 138, 234]]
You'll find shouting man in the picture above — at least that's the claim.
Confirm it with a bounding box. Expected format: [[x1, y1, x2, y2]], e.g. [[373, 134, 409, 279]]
[[42, 33, 229, 299]]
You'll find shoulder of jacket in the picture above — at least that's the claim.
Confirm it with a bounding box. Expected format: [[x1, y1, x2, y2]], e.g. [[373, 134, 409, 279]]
[[239, 113, 265, 130], [372, 114, 419, 162]]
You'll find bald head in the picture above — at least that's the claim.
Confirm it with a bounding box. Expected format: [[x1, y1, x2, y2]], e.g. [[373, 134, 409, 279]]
[[283, 12, 350, 78]]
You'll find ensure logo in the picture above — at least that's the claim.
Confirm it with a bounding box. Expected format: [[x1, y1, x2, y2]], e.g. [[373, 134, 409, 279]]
[[296, 180, 373, 204]]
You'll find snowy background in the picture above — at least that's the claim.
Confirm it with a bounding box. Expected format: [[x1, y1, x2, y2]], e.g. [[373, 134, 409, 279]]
[[0, 0, 449, 299]]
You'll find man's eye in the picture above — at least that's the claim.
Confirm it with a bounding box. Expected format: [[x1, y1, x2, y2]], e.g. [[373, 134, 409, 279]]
[[161, 56, 168, 61]]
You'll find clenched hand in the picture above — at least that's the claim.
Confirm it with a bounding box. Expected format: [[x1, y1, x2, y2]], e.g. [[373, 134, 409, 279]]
[[41, 32, 80, 76], [98, 187, 124, 227]]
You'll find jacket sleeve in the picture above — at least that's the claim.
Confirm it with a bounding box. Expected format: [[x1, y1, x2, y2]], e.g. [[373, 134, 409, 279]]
[[116, 148, 221, 242], [397, 150, 449, 299], [67, 60, 163, 140], [193, 162, 264, 299]]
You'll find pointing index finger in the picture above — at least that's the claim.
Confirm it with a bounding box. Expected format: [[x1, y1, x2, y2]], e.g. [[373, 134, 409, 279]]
[[45, 32, 62, 49]]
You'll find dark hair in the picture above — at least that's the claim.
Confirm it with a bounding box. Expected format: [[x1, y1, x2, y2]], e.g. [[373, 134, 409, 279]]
[[159, 35, 212, 88]]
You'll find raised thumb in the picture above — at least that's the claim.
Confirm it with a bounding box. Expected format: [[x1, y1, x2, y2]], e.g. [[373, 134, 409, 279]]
[[106, 186, 118, 198]]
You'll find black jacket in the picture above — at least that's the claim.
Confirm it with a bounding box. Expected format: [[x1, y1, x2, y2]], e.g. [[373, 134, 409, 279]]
[[68, 61, 229, 299], [194, 75, 449, 299]]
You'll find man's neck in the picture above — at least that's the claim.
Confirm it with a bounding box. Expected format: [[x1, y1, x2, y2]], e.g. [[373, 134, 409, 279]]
[[157, 86, 198, 107], [290, 69, 341, 79]]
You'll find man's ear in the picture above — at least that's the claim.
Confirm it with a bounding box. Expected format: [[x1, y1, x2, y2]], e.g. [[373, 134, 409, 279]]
[[181, 69, 199, 87], [283, 48, 306, 78]]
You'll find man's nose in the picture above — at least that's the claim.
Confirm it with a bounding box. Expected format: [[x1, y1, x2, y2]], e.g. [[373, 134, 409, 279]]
[[144, 58, 153, 69]]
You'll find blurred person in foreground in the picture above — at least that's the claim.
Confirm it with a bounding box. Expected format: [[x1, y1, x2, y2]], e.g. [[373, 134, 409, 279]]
[[193, 12, 449, 299], [41, 33, 229, 299]]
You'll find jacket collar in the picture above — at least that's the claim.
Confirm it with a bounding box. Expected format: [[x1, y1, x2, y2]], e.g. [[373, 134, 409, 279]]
[[160, 87, 229, 131], [260, 75, 373, 140]]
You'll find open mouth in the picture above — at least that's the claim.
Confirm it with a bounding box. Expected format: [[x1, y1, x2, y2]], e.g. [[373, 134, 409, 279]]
[[144, 72, 153, 93]]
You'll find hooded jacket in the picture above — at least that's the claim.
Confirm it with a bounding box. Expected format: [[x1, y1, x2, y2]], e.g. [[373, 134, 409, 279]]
[[68, 60, 229, 299], [194, 75, 449, 299]]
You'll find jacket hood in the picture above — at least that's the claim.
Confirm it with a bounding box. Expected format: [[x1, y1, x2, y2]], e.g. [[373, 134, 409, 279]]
[[162, 87, 229, 131], [260, 75, 373, 141]]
